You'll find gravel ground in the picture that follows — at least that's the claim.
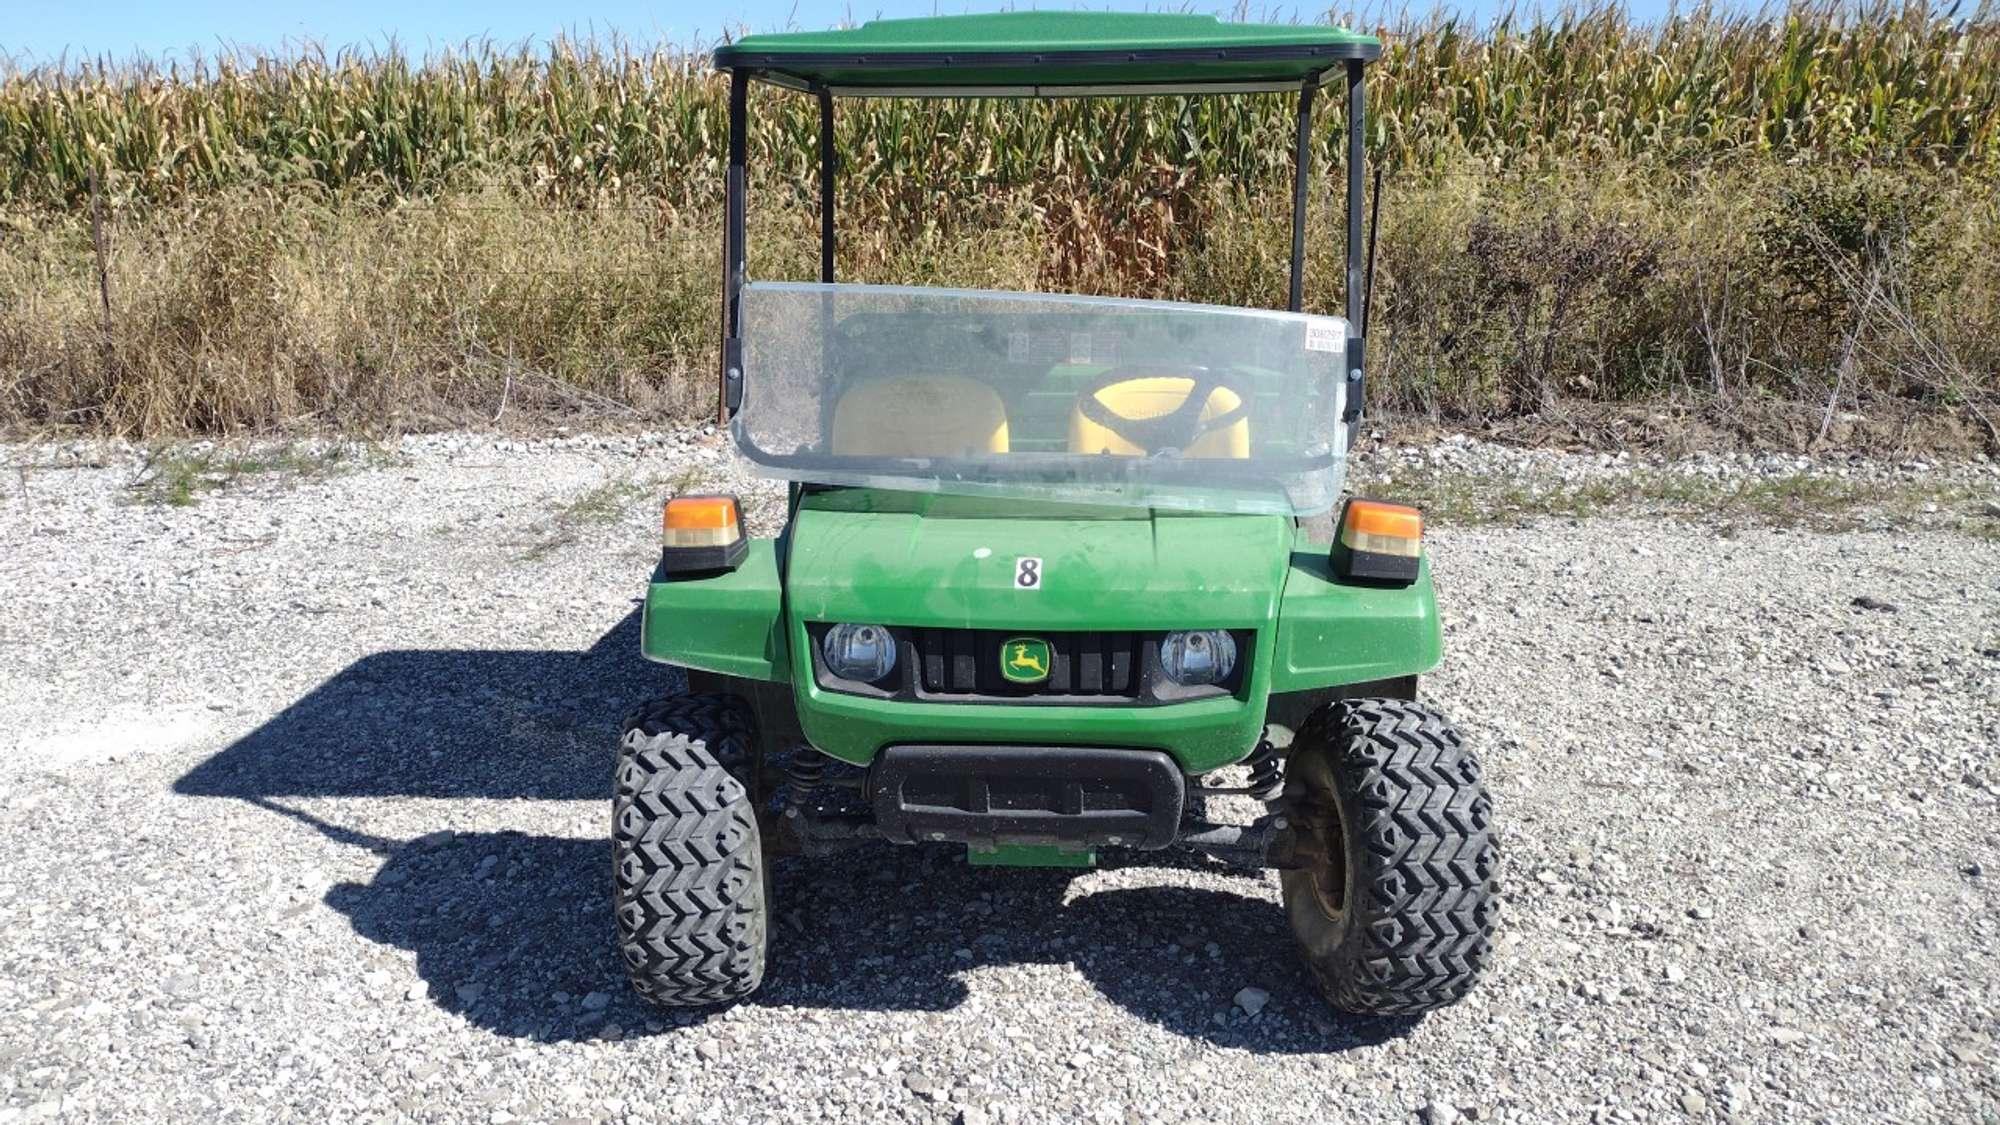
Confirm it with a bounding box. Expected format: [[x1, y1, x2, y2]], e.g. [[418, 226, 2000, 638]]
[[1, 430, 1996, 1124]]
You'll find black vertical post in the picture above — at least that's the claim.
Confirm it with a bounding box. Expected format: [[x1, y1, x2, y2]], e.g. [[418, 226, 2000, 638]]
[[1344, 62, 1365, 331], [1288, 82, 1315, 313], [813, 87, 838, 459], [719, 69, 749, 424], [817, 87, 836, 283], [1342, 59, 1367, 422]]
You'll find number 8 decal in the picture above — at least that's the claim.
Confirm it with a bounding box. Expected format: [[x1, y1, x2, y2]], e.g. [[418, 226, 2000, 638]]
[[1014, 556, 1042, 590]]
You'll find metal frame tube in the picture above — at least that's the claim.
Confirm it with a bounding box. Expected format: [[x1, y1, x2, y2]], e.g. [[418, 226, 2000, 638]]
[[817, 87, 836, 283], [1287, 82, 1315, 312], [1344, 61, 1365, 331], [719, 70, 750, 424], [814, 85, 838, 452], [1342, 60, 1367, 422], [717, 61, 1376, 423]]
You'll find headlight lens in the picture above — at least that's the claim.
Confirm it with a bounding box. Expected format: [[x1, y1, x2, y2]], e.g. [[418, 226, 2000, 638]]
[[822, 623, 896, 682], [1158, 630, 1237, 686]]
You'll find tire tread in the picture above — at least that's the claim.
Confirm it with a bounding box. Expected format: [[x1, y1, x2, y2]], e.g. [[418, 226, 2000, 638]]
[[1289, 698, 1498, 1015], [612, 694, 767, 1007]]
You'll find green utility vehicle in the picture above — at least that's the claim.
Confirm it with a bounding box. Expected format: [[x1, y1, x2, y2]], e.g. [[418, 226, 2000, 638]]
[[615, 12, 1496, 1016]]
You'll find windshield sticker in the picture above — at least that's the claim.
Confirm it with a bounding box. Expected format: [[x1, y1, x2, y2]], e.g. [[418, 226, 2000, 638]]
[[1304, 319, 1344, 354], [1067, 332, 1094, 365]]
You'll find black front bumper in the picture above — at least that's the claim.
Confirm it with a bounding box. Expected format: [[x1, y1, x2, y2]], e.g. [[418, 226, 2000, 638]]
[[870, 745, 1185, 850]]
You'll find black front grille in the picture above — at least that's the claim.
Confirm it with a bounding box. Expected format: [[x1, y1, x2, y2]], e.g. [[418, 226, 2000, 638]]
[[914, 629, 1140, 699], [805, 623, 1248, 706]]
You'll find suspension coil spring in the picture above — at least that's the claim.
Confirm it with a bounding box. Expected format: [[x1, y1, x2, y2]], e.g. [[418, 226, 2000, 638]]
[[783, 747, 828, 808], [1243, 738, 1284, 801]]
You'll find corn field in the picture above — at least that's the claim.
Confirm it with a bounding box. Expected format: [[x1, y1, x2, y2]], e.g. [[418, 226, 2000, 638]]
[[4, 2, 1997, 208], [1, 3, 1996, 441]]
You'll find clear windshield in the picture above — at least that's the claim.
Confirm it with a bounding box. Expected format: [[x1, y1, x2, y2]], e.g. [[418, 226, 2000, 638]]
[[732, 282, 1350, 515]]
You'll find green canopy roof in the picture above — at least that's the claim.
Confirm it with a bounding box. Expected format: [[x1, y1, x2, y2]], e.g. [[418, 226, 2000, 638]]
[[713, 12, 1381, 96]]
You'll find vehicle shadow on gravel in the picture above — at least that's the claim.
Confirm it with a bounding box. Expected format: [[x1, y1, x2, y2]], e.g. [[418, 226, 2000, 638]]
[[174, 608, 655, 802], [320, 833, 1413, 1054], [177, 609, 1412, 1054]]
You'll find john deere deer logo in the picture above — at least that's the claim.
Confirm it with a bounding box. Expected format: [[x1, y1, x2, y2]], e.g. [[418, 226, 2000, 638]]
[[1000, 637, 1051, 684]]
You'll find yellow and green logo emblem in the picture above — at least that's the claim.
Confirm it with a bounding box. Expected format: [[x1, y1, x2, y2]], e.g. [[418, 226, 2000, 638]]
[[1001, 637, 1051, 684]]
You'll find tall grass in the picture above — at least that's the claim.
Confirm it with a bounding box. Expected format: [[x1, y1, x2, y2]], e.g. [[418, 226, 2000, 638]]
[[0, 3, 1996, 442]]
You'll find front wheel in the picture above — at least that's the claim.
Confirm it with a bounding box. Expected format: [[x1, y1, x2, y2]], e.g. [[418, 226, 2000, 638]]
[[612, 694, 768, 1006], [1281, 698, 1498, 1015]]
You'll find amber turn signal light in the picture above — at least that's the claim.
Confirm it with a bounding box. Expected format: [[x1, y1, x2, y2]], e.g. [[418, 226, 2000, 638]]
[[661, 494, 748, 573], [1332, 498, 1422, 584]]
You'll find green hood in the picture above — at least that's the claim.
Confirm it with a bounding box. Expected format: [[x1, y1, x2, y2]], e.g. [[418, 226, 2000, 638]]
[[785, 491, 1292, 631]]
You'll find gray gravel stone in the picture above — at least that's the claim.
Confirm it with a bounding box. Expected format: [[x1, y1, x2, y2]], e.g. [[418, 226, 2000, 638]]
[[1420, 1100, 1460, 1125], [1232, 987, 1269, 1017], [0, 428, 1995, 1123]]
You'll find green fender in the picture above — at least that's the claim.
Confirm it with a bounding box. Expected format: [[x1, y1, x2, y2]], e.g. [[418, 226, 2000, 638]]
[[1269, 550, 1441, 693], [641, 540, 790, 681]]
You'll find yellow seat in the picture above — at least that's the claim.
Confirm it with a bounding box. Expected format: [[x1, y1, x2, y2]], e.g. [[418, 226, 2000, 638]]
[[1068, 376, 1249, 458], [830, 375, 1009, 457]]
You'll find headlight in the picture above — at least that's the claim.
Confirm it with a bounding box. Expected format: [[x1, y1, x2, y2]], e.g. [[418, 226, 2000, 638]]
[[822, 623, 896, 682], [1159, 630, 1236, 686]]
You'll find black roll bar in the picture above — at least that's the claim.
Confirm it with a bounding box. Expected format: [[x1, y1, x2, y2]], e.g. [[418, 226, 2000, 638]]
[[1342, 59, 1366, 423], [817, 87, 836, 284], [1287, 80, 1315, 313], [715, 65, 1373, 426], [719, 70, 749, 424]]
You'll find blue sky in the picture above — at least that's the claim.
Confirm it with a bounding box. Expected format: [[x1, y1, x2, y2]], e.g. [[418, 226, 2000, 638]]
[[5, 1, 1685, 64]]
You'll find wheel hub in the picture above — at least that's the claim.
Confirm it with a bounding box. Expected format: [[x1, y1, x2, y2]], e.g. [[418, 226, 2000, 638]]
[[1301, 799, 1348, 920]]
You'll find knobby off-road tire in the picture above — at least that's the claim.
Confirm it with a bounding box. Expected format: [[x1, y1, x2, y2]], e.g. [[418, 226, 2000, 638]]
[[1281, 698, 1497, 1015], [612, 694, 768, 1006]]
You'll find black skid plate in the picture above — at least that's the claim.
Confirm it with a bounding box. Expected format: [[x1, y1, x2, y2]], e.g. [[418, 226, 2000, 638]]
[[870, 745, 1185, 850]]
